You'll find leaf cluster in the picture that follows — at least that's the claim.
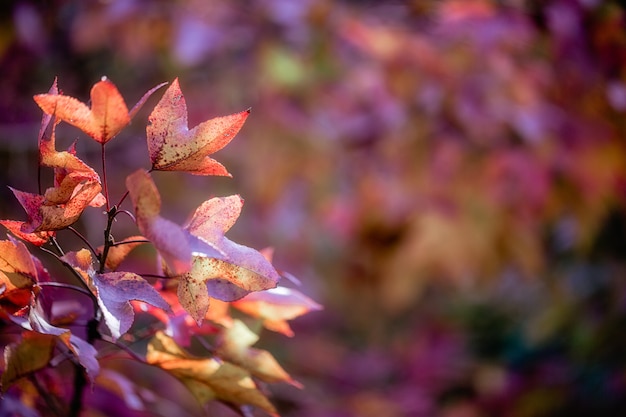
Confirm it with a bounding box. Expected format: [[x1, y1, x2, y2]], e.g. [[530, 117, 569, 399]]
[[0, 77, 321, 416]]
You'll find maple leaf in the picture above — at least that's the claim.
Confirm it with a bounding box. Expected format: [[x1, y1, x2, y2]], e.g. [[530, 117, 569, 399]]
[[217, 319, 302, 388], [176, 195, 280, 324], [33, 77, 166, 144], [147, 78, 250, 176], [5, 299, 101, 381], [1, 331, 57, 392], [0, 239, 39, 316], [232, 286, 323, 337], [2, 79, 105, 235], [93, 271, 171, 339], [126, 170, 224, 276], [146, 331, 278, 416], [61, 249, 171, 339], [0, 220, 54, 246]]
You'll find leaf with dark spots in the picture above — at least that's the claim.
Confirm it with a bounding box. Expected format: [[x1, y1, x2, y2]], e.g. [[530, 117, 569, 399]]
[[176, 196, 280, 324], [147, 78, 250, 176], [0, 220, 54, 246]]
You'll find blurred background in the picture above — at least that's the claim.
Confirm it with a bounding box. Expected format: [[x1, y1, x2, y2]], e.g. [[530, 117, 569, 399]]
[[2, 0, 626, 416]]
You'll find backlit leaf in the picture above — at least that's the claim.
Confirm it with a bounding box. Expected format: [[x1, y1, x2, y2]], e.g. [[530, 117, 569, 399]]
[[177, 196, 280, 323], [218, 319, 302, 387], [147, 78, 250, 176], [1, 331, 57, 392], [93, 271, 171, 339], [0, 220, 54, 246], [146, 331, 278, 416], [232, 286, 323, 337], [33, 77, 164, 144]]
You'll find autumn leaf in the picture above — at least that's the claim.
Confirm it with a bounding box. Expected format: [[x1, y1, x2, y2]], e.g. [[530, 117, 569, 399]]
[[0, 239, 40, 317], [0, 220, 54, 246], [3, 80, 105, 234], [176, 195, 280, 324], [97, 235, 148, 271], [232, 286, 323, 337], [61, 248, 170, 339], [147, 78, 250, 176], [218, 319, 302, 388], [7, 299, 101, 380], [1, 331, 57, 392], [33, 77, 166, 144], [126, 170, 222, 276], [93, 271, 171, 339], [146, 331, 278, 416]]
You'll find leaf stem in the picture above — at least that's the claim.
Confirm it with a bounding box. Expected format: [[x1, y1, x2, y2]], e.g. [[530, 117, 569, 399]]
[[29, 374, 65, 417], [38, 281, 93, 298], [67, 226, 99, 257], [110, 239, 150, 247], [115, 190, 130, 209], [101, 142, 110, 212], [39, 246, 97, 311], [98, 206, 117, 274]]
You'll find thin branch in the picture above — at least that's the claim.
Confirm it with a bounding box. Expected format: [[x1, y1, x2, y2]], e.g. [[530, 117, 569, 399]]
[[115, 190, 130, 210], [49, 236, 65, 256], [140, 273, 177, 280], [99, 335, 147, 363], [101, 142, 110, 212], [29, 374, 65, 417], [67, 226, 99, 257], [38, 246, 98, 313], [98, 206, 117, 274], [111, 239, 150, 247], [112, 209, 136, 223], [38, 281, 93, 298]]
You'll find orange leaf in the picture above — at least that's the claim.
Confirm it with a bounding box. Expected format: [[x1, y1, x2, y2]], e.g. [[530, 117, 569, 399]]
[[34, 77, 130, 144], [232, 287, 322, 337], [147, 78, 250, 176], [33, 77, 166, 144], [10, 180, 103, 233]]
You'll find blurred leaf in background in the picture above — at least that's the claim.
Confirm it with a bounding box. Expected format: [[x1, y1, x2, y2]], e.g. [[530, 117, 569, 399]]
[[2, 0, 626, 416]]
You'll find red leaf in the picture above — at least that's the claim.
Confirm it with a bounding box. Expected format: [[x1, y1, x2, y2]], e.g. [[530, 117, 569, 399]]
[[0, 220, 54, 246], [147, 78, 250, 176]]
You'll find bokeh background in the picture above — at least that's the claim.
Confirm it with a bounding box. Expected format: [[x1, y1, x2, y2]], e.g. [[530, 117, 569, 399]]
[[2, 1, 626, 416]]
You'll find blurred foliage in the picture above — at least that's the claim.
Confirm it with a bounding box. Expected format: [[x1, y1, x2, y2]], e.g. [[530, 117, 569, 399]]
[[2, 0, 626, 416]]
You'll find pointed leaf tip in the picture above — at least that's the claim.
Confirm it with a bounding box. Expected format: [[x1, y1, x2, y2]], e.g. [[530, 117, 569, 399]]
[[147, 80, 250, 176]]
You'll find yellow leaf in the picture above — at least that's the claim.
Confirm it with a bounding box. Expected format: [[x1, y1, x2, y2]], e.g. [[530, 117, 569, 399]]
[[146, 331, 278, 416]]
